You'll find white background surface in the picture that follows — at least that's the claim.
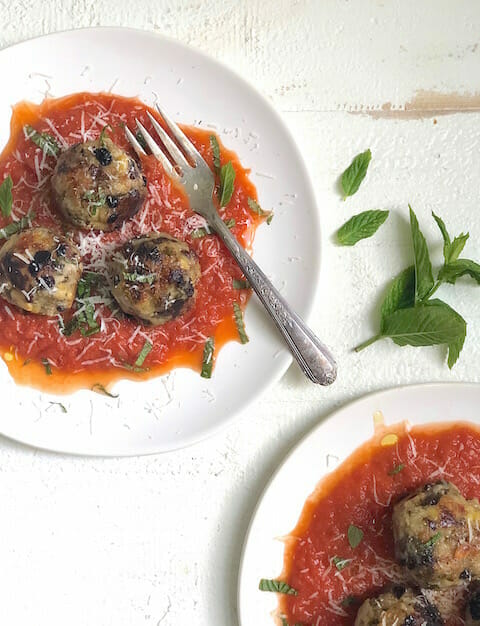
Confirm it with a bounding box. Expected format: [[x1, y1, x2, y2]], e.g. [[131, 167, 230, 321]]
[[0, 2, 480, 625]]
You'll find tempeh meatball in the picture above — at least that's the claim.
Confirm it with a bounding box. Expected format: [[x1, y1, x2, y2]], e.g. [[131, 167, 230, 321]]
[[354, 587, 444, 626], [51, 136, 147, 230], [393, 481, 480, 589], [0, 227, 82, 315], [466, 581, 480, 625], [110, 233, 201, 326]]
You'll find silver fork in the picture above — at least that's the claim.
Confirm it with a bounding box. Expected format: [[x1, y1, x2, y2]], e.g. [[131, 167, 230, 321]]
[[125, 104, 337, 385]]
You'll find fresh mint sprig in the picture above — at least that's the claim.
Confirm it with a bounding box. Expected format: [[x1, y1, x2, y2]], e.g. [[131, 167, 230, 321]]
[[355, 207, 477, 368]]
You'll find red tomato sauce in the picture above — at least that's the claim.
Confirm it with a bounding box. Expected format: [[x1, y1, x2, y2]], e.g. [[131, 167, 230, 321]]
[[280, 421, 480, 626], [0, 92, 265, 392]]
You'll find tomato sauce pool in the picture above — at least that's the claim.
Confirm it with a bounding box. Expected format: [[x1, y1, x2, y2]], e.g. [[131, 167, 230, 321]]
[[0, 92, 266, 392], [280, 421, 480, 626]]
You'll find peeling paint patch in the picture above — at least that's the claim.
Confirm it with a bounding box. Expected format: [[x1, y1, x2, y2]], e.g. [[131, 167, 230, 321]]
[[351, 90, 480, 119]]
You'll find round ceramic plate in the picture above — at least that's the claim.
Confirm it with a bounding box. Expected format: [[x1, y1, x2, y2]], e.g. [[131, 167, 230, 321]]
[[0, 28, 321, 456], [238, 382, 480, 625]]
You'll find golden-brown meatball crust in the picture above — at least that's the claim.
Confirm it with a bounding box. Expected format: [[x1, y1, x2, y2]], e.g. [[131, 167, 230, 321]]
[[393, 481, 480, 589], [354, 587, 444, 626], [110, 233, 201, 326], [0, 227, 82, 315], [51, 136, 147, 230]]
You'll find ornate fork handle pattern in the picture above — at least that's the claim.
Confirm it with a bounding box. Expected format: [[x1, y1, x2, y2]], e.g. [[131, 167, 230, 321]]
[[211, 214, 337, 385]]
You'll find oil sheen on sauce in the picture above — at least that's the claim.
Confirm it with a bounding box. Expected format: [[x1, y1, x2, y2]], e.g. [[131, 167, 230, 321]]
[[280, 421, 480, 626], [0, 92, 266, 392]]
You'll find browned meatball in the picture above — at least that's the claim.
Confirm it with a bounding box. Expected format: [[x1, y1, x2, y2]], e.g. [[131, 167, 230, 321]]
[[466, 581, 480, 625], [393, 481, 480, 589], [51, 136, 147, 230], [0, 227, 82, 315], [354, 587, 443, 626], [110, 233, 201, 326]]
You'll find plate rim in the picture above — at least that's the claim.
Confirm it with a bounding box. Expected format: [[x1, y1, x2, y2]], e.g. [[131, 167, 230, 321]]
[[237, 381, 480, 625], [0, 26, 323, 456]]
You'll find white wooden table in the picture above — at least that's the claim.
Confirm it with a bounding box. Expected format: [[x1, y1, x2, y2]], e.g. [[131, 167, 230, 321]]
[[0, 2, 479, 624]]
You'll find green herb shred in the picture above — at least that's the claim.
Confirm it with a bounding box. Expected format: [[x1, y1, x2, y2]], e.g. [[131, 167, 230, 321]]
[[219, 162, 235, 207], [135, 130, 148, 151], [233, 278, 250, 290], [258, 579, 298, 595], [201, 337, 215, 379], [135, 340, 153, 368], [42, 358, 52, 375], [247, 197, 273, 223], [0, 211, 35, 240], [0, 175, 13, 218], [347, 524, 364, 549], [209, 135, 221, 174], [332, 556, 351, 571], [92, 383, 119, 398], [388, 463, 405, 476], [123, 272, 155, 284], [24, 125, 60, 156], [233, 302, 249, 344]]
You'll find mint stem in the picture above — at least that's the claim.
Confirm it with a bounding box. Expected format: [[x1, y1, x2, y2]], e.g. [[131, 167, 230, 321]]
[[423, 279, 441, 301], [354, 334, 382, 352]]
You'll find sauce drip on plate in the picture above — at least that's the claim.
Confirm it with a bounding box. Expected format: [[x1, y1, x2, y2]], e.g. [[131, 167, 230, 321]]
[[0, 92, 265, 392]]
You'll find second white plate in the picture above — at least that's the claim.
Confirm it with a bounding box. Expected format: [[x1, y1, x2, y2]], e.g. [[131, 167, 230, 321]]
[[238, 382, 480, 626]]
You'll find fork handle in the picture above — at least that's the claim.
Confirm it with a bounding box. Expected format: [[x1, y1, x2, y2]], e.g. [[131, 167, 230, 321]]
[[210, 214, 337, 385]]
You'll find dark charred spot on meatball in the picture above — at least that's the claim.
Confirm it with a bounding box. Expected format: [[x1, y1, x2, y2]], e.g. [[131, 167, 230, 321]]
[[403, 617, 415, 626], [93, 146, 112, 166], [421, 483, 449, 507], [461, 569, 472, 581], [470, 589, 480, 620], [113, 274, 120, 287], [169, 268, 185, 287], [392, 585, 407, 599], [55, 243, 67, 257], [107, 213, 119, 225], [128, 159, 139, 180], [142, 175, 147, 186], [164, 297, 187, 318], [3, 254, 27, 290], [417, 602, 444, 626], [400, 536, 435, 570], [41, 275, 55, 289], [439, 508, 458, 527], [106, 195, 118, 208]]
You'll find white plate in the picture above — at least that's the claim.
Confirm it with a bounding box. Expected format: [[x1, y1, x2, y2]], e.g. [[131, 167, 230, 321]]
[[238, 382, 480, 626], [0, 28, 321, 456]]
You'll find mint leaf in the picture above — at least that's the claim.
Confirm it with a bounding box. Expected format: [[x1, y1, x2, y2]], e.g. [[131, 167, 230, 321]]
[[209, 135, 221, 174], [409, 205, 434, 302], [438, 259, 480, 285], [347, 524, 363, 549], [258, 579, 298, 595], [0, 175, 13, 218], [337, 210, 388, 246], [340, 149, 371, 199], [432, 212, 469, 263], [448, 234, 469, 263], [381, 299, 466, 366], [247, 197, 273, 223], [380, 266, 415, 326], [219, 162, 235, 207]]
